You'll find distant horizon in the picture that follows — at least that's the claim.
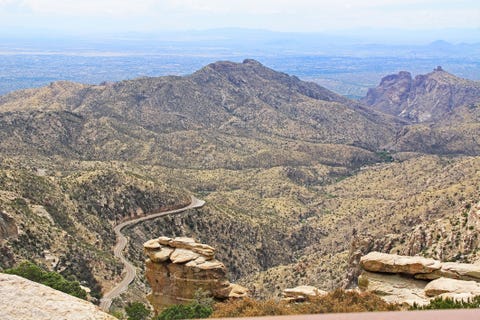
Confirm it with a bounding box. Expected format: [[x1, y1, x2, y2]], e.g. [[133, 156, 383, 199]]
[[1, 0, 478, 45], [1, 27, 479, 46]]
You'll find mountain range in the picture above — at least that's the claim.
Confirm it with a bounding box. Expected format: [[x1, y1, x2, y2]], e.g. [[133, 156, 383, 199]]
[[0, 60, 479, 305]]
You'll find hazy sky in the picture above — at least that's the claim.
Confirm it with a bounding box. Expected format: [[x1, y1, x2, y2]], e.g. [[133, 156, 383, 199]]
[[1, 0, 479, 39]]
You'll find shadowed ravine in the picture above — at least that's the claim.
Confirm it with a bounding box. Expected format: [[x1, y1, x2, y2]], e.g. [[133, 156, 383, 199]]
[[99, 196, 206, 311]]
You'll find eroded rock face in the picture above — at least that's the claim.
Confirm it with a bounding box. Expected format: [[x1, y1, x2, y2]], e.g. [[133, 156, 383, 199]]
[[359, 252, 480, 304], [0, 273, 115, 320], [358, 271, 430, 306], [360, 251, 441, 275], [144, 236, 248, 313], [363, 68, 480, 122]]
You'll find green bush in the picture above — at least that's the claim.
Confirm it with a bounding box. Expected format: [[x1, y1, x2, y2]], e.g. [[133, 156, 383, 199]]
[[4, 260, 87, 300], [155, 303, 212, 320], [125, 302, 150, 320], [411, 296, 480, 310], [154, 289, 213, 320]]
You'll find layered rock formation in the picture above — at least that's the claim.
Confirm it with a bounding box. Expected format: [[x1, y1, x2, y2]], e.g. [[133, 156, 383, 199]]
[[358, 252, 480, 305], [144, 236, 248, 313], [0, 273, 115, 320]]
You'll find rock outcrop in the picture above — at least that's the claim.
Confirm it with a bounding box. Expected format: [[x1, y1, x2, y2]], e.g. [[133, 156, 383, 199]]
[[0, 210, 17, 240], [359, 252, 480, 305], [144, 236, 248, 313], [0, 273, 115, 320], [282, 285, 327, 302], [363, 68, 480, 122]]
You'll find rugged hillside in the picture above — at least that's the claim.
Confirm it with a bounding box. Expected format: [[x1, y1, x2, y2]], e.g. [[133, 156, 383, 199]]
[[0, 60, 479, 308], [0, 59, 400, 168], [363, 67, 480, 123], [0, 157, 189, 299], [392, 103, 480, 155]]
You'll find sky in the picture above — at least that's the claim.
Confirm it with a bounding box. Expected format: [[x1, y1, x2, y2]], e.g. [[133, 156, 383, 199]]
[[0, 0, 479, 42]]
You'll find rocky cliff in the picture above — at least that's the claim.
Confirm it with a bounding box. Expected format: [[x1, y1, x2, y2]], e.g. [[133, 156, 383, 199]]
[[363, 67, 480, 123], [0, 273, 115, 320], [144, 236, 247, 313], [359, 252, 480, 305]]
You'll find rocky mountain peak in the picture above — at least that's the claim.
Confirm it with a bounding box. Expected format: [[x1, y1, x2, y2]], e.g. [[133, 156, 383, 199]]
[[363, 68, 480, 122]]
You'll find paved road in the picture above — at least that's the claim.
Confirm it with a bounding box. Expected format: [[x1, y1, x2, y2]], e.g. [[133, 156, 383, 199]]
[[99, 196, 205, 311]]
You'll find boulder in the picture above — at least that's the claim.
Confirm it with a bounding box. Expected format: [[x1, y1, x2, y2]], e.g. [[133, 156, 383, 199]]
[[358, 271, 430, 306], [0, 273, 115, 320], [143, 239, 161, 250], [360, 252, 441, 275], [229, 284, 249, 298], [170, 248, 200, 264], [149, 247, 174, 263], [424, 277, 480, 297], [283, 285, 327, 302], [157, 236, 172, 245]]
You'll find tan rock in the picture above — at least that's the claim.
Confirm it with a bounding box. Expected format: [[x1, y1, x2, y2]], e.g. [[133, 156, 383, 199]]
[[283, 285, 327, 302], [424, 277, 480, 297], [358, 271, 430, 306], [168, 237, 196, 248], [149, 247, 174, 263], [168, 237, 215, 258], [170, 248, 200, 264], [360, 251, 441, 275], [157, 236, 172, 245], [143, 239, 161, 250], [416, 262, 480, 282], [228, 283, 249, 298], [196, 260, 225, 270], [145, 236, 248, 314], [0, 273, 115, 320]]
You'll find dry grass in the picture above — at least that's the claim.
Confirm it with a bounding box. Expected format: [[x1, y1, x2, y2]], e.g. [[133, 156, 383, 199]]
[[211, 289, 400, 317]]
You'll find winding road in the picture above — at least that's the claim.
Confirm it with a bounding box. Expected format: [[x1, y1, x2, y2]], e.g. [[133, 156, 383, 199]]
[[99, 196, 205, 311]]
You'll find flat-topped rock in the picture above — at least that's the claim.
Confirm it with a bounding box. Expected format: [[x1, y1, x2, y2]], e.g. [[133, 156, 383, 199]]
[[360, 252, 441, 275], [424, 277, 480, 297]]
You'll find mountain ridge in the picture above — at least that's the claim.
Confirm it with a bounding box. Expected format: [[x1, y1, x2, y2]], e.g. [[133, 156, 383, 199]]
[[363, 67, 480, 123]]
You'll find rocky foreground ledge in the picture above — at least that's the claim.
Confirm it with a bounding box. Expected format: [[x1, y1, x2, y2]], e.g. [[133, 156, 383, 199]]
[[359, 252, 480, 305], [144, 236, 248, 313], [0, 273, 115, 320]]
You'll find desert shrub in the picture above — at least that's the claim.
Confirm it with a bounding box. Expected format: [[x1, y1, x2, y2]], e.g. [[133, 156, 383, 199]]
[[295, 289, 400, 314], [212, 289, 400, 318], [154, 303, 212, 320], [125, 302, 150, 320], [410, 296, 480, 310], [4, 260, 87, 299], [212, 297, 292, 318], [154, 289, 213, 320]]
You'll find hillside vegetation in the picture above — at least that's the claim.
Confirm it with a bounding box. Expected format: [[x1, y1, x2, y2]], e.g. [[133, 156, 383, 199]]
[[0, 60, 479, 305]]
